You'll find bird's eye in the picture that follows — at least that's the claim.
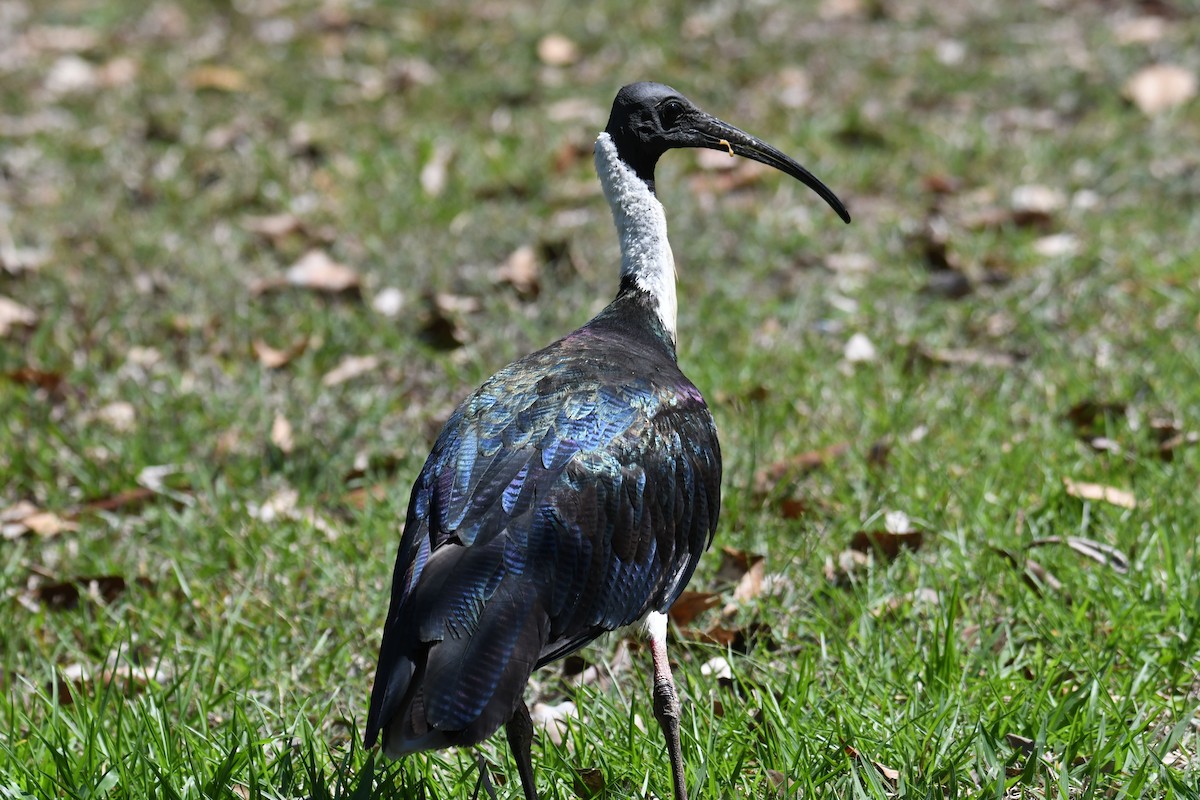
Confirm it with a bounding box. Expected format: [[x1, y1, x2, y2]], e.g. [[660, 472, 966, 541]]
[[659, 99, 685, 129]]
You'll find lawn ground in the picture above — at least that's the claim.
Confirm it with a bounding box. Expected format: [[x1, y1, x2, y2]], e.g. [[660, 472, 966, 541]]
[[1, 1, 1198, 798]]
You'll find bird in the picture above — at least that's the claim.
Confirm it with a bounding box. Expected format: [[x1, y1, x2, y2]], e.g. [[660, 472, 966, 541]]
[[364, 81, 850, 800]]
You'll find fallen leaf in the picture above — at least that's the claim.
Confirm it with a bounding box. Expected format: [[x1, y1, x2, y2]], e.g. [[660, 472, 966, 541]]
[[529, 700, 576, 746], [1027, 536, 1130, 574], [284, 250, 361, 294], [420, 143, 453, 197], [0, 296, 38, 336], [270, 414, 294, 454], [76, 487, 157, 515], [921, 269, 973, 299], [993, 547, 1065, 597], [252, 337, 308, 369], [825, 252, 874, 273], [1125, 64, 1197, 115], [0, 242, 49, 275], [1010, 184, 1065, 225], [1062, 478, 1136, 509], [732, 557, 766, 605], [45, 55, 97, 94], [700, 655, 733, 681], [23, 25, 102, 53], [321, 354, 379, 387], [18, 511, 78, 538], [1112, 16, 1167, 45], [492, 245, 541, 299], [27, 575, 150, 611], [1033, 233, 1079, 258], [371, 287, 406, 318], [53, 659, 170, 705], [243, 213, 306, 247], [187, 65, 247, 92], [825, 548, 870, 584], [1006, 733, 1036, 755], [537, 33, 579, 66], [1064, 400, 1126, 434], [5, 367, 63, 392], [136, 464, 194, 506], [668, 591, 720, 626], [873, 761, 900, 783], [419, 294, 479, 349], [848, 529, 925, 560], [1158, 430, 1199, 461], [754, 442, 850, 495], [910, 345, 1020, 369], [843, 332, 877, 363], [343, 484, 388, 510], [98, 56, 138, 87], [95, 401, 136, 432]]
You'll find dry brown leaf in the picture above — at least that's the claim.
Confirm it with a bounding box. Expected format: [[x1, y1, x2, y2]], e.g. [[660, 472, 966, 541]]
[[20, 511, 78, 538], [27, 575, 150, 611], [371, 287, 406, 318], [252, 337, 308, 369], [848, 529, 925, 560], [529, 700, 577, 746], [53, 659, 170, 705], [420, 143, 453, 197], [1, 502, 75, 539], [732, 557, 766, 605], [187, 65, 247, 92], [1010, 184, 1065, 225], [95, 401, 136, 432], [537, 33, 579, 66], [1125, 64, 1197, 115], [914, 345, 1020, 369], [23, 25, 102, 53], [322, 354, 379, 387], [420, 293, 480, 350], [754, 442, 850, 496], [243, 213, 306, 246], [668, 591, 720, 626], [1064, 400, 1126, 433], [1027, 536, 1130, 574], [343, 484, 388, 510], [1006, 733, 1036, 754], [572, 767, 604, 798], [6, 366, 63, 393], [0, 295, 38, 336], [77, 487, 157, 515], [270, 414, 294, 454], [493, 245, 541, 299], [1112, 16, 1167, 45], [1062, 478, 1136, 509], [843, 332, 877, 363], [284, 250, 361, 294], [45, 55, 97, 94]]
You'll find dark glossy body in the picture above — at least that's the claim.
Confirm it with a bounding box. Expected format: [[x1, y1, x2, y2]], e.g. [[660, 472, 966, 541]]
[[364, 286, 721, 754]]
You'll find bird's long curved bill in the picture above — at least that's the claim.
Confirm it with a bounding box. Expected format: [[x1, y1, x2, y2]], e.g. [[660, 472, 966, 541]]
[[697, 115, 851, 224]]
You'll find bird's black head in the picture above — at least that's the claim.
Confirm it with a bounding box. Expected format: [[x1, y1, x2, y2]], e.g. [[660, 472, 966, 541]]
[[604, 81, 850, 223]]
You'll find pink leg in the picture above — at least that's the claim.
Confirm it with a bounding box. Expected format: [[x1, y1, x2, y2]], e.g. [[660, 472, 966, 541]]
[[646, 611, 688, 800]]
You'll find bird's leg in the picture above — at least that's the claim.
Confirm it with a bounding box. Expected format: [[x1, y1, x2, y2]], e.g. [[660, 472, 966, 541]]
[[506, 700, 539, 800], [647, 611, 688, 800]]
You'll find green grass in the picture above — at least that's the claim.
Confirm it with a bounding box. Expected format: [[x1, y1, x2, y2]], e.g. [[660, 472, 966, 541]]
[[2, 1, 1199, 797]]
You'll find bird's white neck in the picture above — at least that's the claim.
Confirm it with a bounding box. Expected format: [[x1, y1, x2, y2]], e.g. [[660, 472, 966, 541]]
[[594, 132, 678, 344]]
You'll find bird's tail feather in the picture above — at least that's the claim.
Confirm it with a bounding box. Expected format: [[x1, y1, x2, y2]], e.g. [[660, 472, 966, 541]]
[[374, 570, 550, 757]]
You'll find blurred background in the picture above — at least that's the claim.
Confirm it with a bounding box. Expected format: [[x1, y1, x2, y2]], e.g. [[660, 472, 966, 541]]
[[2, 1, 1198, 797]]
